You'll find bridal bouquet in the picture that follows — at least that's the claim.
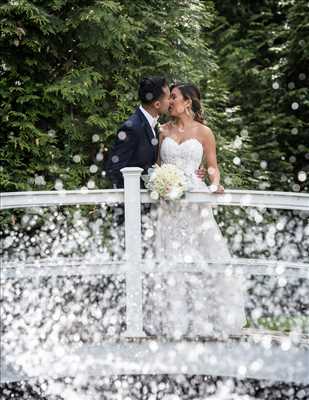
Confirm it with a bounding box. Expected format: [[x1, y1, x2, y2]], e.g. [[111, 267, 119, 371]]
[[143, 164, 187, 201]]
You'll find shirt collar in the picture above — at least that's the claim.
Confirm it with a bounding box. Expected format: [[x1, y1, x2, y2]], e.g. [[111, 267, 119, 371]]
[[139, 105, 159, 129]]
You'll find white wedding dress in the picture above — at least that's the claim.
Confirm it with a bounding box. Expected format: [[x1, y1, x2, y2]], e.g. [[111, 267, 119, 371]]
[[144, 137, 246, 337]]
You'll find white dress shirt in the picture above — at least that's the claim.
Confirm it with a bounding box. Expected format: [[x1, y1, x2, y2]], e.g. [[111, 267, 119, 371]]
[[139, 105, 159, 137]]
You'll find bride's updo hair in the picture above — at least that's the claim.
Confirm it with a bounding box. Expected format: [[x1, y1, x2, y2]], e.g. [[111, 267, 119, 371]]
[[170, 82, 205, 124]]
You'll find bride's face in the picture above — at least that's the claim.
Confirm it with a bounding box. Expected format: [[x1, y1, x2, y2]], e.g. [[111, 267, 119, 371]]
[[168, 87, 190, 117]]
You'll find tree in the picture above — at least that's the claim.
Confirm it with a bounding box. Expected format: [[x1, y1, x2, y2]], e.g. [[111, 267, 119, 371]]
[[2, 0, 250, 192], [210, 0, 308, 192]]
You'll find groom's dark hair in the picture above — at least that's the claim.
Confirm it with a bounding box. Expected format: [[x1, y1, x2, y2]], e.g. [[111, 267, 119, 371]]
[[138, 76, 168, 105]]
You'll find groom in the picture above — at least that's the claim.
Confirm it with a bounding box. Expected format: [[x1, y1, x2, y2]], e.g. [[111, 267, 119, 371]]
[[106, 76, 170, 188]]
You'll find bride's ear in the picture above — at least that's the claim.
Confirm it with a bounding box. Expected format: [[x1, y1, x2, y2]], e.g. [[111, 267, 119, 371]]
[[185, 98, 192, 110]]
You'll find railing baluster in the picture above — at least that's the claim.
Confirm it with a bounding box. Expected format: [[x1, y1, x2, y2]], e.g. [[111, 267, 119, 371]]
[[121, 167, 145, 337]]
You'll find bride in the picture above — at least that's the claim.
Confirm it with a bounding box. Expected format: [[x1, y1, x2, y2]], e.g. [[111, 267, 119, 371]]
[[144, 83, 246, 337]]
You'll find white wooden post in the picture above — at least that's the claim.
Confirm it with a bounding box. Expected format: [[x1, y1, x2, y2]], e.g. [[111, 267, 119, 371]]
[[121, 167, 145, 337]]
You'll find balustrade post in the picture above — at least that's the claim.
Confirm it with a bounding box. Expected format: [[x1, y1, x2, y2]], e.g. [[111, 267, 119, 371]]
[[121, 167, 145, 337]]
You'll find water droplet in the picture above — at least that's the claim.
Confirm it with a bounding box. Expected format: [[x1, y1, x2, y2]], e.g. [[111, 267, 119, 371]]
[[151, 138, 158, 146], [224, 176, 232, 185], [92, 134, 100, 142], [291, 128, 298, 135], [254, 213, 263, 224], [262, 336, 272, 349], [207, 166, 215, 176], [233, 157, 241, 166], [250, 359, 263, 372], [34, 175, 46, 186], [149, 341, 159, 352], [291, 102, 299, 110], [54, 179, 63, 190], [73, 155, 81, 163], [251, 152, 259, 161], [288, 82, 295, 90], [112, 155, 119, 163], [145, 229, 154, 239], [299, 73, 306, 81], [298, 171, 307, 182], [162, 395, 181, 400], [87, 180, 95, 189], [184, 255, 193, 263], [252, 308, 262, 320], [89, 165, 98, 173], [96, 153, 104, 161], [48, 129, 56, 137], [258, 182, 270, 190], [260, 160, 267, 169], [233, 136, 242, 149], [125, 120, 133, 128], [240, 129, 249, 138], [118, 131, 127, 140], [272, 82, 279, 89], [289, 155, 296, 163], [145, 92, 154, 101], [281, 338, 291, 351], [237, 365, 247, 376], [278, 277, 287, 287]]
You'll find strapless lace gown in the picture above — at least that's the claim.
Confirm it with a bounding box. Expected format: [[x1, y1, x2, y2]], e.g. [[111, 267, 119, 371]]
[[144, 137, 246, 337]]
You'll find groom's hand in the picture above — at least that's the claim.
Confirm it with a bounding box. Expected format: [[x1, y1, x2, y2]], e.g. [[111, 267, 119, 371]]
[[195, 166, 206, 180], [215, 184, 225, 193]]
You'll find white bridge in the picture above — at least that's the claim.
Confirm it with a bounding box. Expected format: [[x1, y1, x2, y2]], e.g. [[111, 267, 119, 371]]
[[1, 168, 309, 385]]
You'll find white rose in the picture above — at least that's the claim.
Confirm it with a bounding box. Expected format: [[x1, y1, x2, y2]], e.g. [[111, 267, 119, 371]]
[[167, 187, 182, 200], [150, 191, 159, 200]]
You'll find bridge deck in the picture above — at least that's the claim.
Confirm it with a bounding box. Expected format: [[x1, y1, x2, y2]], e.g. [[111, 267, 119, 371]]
[[2, 330, 308, 385], [1, 181, 308, 385]]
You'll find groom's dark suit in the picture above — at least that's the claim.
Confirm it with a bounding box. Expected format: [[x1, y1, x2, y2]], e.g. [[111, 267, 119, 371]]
[[106, 107, 159, 188]]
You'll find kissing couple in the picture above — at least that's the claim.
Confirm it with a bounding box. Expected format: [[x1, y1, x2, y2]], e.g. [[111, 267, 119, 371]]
[[106, 76, 245, 337], [106, 76, 223, 193]]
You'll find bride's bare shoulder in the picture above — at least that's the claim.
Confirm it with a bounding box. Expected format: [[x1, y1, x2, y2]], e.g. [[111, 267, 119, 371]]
[[197, 123, 215, 142]]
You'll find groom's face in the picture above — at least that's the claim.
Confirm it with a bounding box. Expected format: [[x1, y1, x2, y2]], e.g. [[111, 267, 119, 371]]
[[155, 85, 171, 115]]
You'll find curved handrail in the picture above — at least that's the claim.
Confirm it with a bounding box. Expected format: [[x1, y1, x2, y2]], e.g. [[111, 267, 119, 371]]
[[0, 189, 124, 210], [1, 169, 308, 339], [1, 189, 308, 210], [2, 258, 308, 280]]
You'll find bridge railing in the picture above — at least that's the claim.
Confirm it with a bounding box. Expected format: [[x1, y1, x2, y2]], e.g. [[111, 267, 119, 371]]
[[1, 167, 309, 338]]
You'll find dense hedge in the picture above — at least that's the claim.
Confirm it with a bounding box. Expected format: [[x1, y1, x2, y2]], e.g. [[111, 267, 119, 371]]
[[0, 0, 307, 193]]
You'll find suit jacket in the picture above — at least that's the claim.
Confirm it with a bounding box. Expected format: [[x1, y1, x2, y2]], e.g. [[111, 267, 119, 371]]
[[106, 107, 159, 188]]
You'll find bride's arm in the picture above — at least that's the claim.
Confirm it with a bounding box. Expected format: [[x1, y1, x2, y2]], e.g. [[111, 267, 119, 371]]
[[200, 126, 224, 193]]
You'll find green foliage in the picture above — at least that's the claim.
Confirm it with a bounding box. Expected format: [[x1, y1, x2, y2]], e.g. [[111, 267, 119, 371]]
[[211, 0, 309, 192], [251, 315, 309, 333], [1, 0, 307, 193], [0, 0, 257, 193]]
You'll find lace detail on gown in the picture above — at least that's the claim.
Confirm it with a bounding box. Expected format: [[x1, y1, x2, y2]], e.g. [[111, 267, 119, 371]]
[[160, 137, 207, 190], [144, 137, 246, 337]]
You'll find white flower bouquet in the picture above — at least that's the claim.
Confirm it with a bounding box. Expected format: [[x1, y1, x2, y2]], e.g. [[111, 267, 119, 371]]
[[143, 164, 188, 201]]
